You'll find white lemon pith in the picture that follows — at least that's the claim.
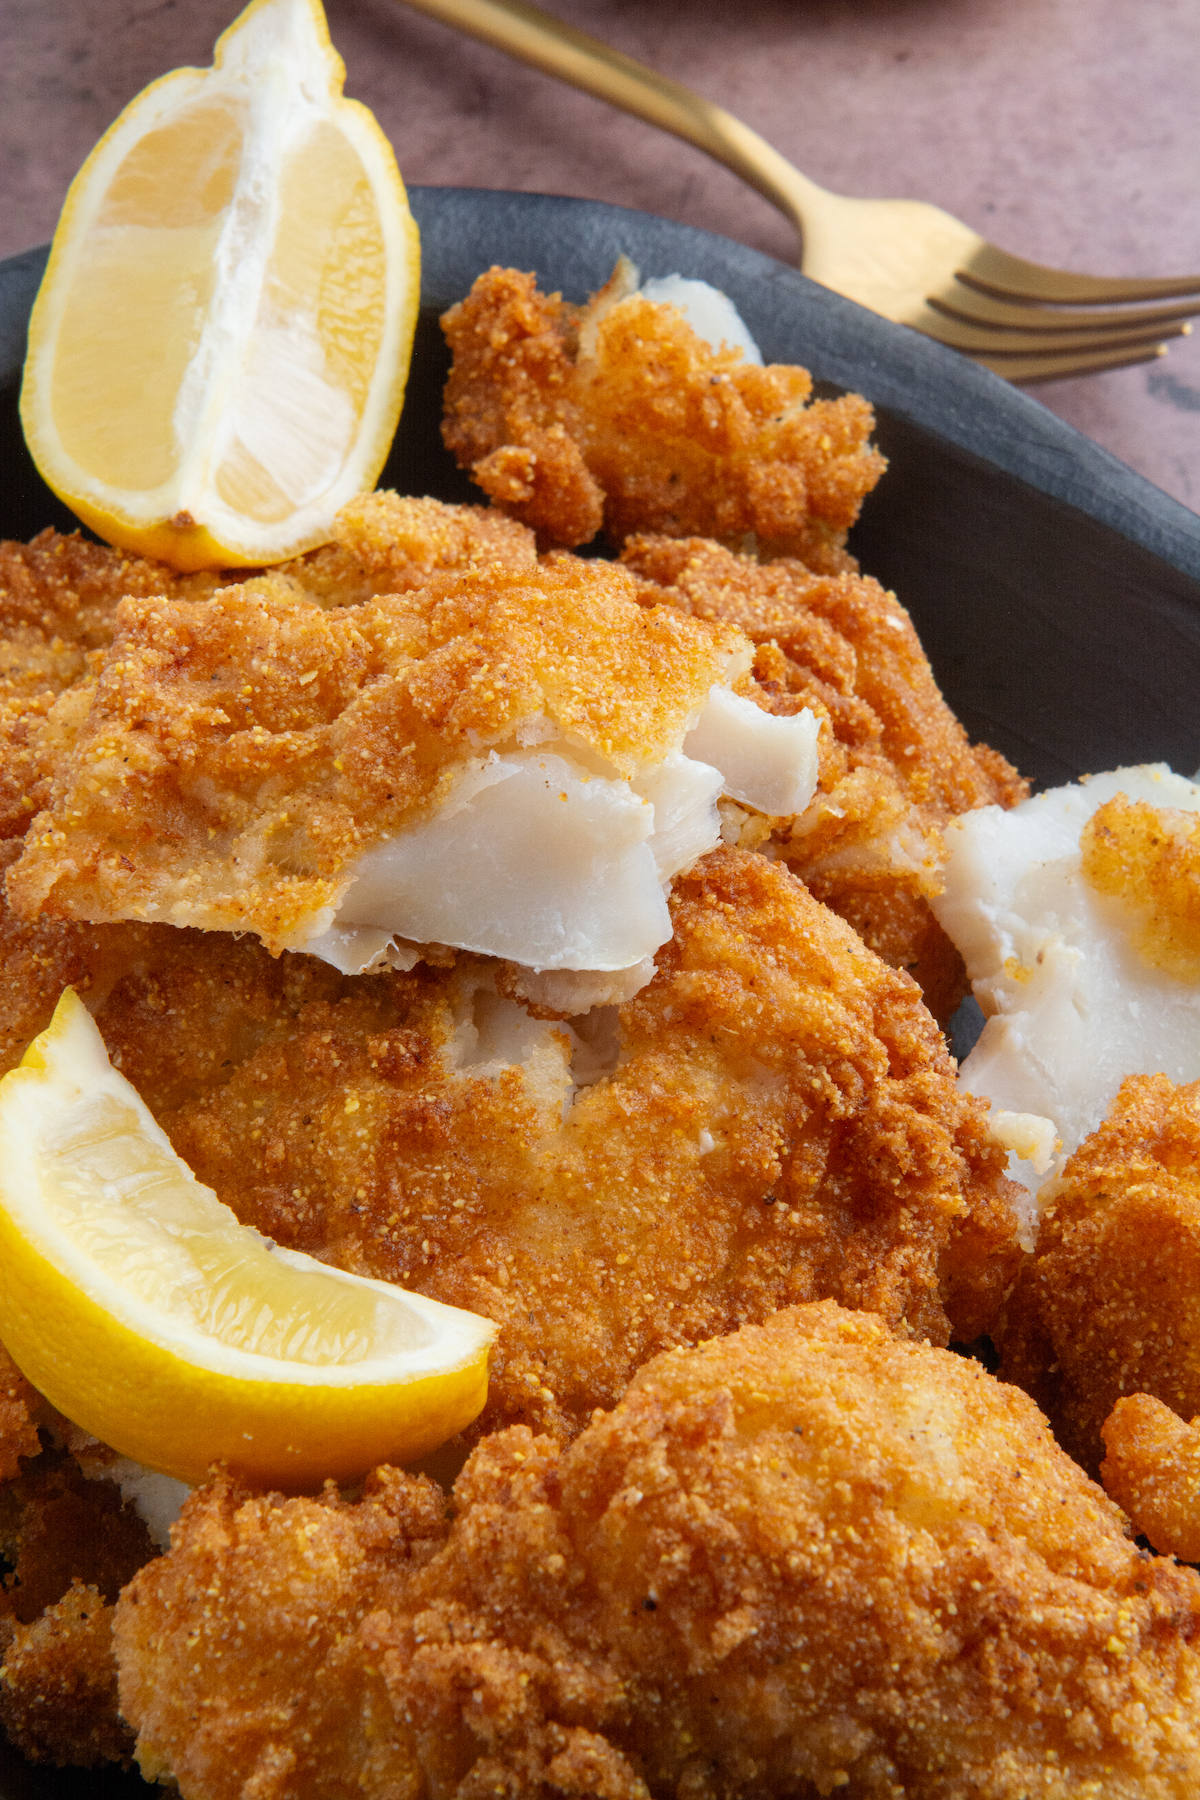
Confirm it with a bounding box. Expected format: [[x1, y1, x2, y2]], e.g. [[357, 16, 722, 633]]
[[0, 990, 492, 1488], [19, 0, 419, 571]]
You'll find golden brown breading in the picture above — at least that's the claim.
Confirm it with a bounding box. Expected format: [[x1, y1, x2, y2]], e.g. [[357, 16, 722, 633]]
[[115, 1302, 1200, 1800], [0, 530, 230, 844], [442, 267, 606, 548], [0, 842, 174, 1076], [998, 1073, 1200, 1476], [0, 498, 532, 659], [1081, 793, 1200, 982], [7, 557, 742, 953], [0, 529, 226, 670], [0, 844, 1020, 1438], [0, 1343, 53, 1482], [622, 537, 1024, 825], [277, 489, 538, 608], [114, 1464, 451, 1797], [1102, 1394, 1200, 1564], [441, 266, 886, 564], [0, 1582, 133, 1768], [0, 1444, 155, 1625], [622, 534, 1027, 1009], [0, 500, 536, 850]]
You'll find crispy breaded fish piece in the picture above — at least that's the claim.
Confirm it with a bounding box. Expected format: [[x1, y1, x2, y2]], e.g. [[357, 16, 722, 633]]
[[0, 843, 1021, 1437], [999, 1073, 1200, 1476], [7, 555, 744, 964], [441, 265, 886, 565], [623, 534, 1027, 1014], [115, 1301, 1200, 1800]]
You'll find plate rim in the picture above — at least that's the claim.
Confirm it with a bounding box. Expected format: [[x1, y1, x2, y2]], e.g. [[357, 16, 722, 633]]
[[0, 179, 1200, 1793]]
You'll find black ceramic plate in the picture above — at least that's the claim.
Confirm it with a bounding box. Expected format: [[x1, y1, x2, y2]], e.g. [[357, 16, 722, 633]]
[[1, 186, 1200, 1795]]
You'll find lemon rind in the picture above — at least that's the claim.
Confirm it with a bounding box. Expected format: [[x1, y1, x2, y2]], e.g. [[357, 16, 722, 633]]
[[20, 0, 420, 572], [0, 990, 493, 1488]]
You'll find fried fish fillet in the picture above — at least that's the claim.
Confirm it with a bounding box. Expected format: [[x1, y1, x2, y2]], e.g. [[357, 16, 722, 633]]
[[0, 842, 1020, 1440], [622, 534, 1026, 1014], [6, 500, 1003, 1010], [1102, 1393, 1200, 1564], [115, 1301, 1200, 1800], [441, 265, 886, 566], [999, 1073, 1200, 1476], [6, 553, 742, 959]]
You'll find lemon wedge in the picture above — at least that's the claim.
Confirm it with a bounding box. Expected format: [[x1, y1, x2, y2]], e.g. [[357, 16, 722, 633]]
[[20, 0, 419, 572], [0, 990, 492, 1489]]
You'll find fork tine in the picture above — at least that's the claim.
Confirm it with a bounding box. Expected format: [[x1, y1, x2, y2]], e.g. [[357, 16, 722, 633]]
[[958, 245, 1200, 308], [394, 0, 1200, 358], [975, 341, 1168, 385], [916, 311, 1190, 359], [929, 286, 1200, 336]]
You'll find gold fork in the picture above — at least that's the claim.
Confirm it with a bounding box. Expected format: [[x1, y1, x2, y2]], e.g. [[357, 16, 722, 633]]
[[397, 0, 1200, 382]]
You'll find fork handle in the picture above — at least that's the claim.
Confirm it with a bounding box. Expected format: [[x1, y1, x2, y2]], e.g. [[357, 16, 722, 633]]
[[394, 0, 820, 247]]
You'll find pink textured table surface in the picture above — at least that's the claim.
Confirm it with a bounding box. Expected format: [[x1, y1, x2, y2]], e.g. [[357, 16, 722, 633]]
[[3, 0, 1199, 510]]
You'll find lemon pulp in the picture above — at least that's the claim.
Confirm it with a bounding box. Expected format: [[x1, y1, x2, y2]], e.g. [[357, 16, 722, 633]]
[[20, 0, 420, 571]]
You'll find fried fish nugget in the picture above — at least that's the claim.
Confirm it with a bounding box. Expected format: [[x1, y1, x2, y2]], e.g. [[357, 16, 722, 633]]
[[441, 265, 886, 564], [999, 1073, 1200, 1475], [115, 1466, 450, 1798], [115, 1303, 1200, 1800], [1102, 1393, 1200, 1564]]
